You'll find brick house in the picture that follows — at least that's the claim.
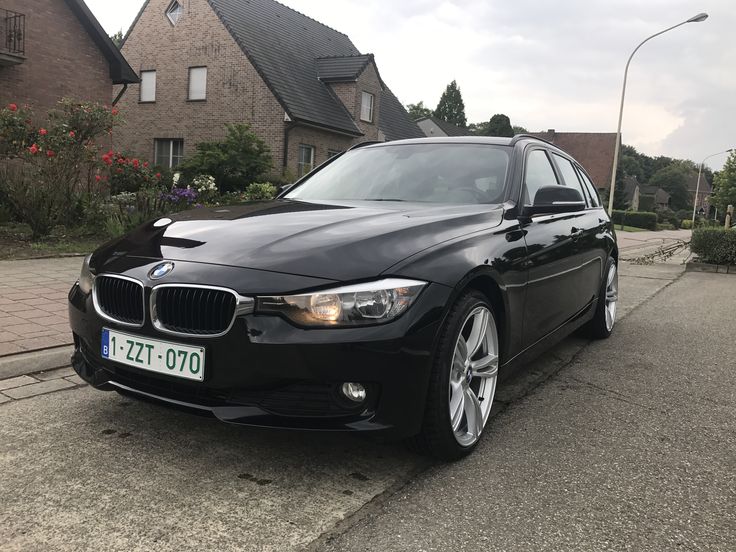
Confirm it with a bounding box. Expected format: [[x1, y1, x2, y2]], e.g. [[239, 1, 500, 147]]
[[531, 130, 618, 192], [0, 0, 137, 113], [114, 0, 424, 177]]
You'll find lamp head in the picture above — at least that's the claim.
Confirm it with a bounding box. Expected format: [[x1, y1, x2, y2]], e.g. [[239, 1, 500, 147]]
[[687, 13, 708, 23]]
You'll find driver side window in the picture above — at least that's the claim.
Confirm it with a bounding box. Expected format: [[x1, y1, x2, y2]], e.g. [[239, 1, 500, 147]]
[[524, 149, 558, 205]]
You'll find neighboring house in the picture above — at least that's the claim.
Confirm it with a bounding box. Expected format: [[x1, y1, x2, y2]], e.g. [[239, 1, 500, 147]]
[[622, 175, 641, 210], [114, 0, 423, 176], [0, 0, 137, 113], [622, 176, 671, 211], [531, 130, 618, 191], [687, 171, 712, 215], [639, 185, 671, 210], [415, 116, 470, 138]]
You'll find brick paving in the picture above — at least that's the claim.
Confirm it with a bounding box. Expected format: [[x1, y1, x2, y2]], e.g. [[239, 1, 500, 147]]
[[0, 368, 85, 402], [0, 257, 82, 356]]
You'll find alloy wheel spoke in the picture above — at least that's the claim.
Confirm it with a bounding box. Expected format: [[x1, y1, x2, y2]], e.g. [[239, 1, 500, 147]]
[[607, 266, 616, 287], [463, 388, 483, 438], [465, 309, 488, 358], [470, 354, 498, 378], [605, 308, 613, 328], [606, 290, 618, 302], [450, 384, 465, 431], [454, 337, 468, 368]]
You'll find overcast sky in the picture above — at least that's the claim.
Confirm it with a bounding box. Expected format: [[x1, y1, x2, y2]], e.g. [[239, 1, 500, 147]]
[[87, 0, 735, 170]]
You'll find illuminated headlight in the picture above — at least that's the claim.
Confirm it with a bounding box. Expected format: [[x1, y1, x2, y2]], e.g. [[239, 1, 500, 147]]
[[78, 254, 95, 294], [256, 278, 427, 327]]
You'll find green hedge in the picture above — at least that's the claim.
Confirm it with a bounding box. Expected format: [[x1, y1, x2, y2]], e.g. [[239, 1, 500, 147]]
[[611, 210, 658, 230], [690, 228, 736, 265]]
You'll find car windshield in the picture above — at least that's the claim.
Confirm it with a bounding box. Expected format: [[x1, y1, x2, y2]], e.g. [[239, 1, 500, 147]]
[[286, 143, 510, 204]]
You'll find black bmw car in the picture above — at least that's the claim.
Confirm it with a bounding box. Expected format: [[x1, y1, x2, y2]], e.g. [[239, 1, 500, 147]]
[[69, 136, 618, 460]]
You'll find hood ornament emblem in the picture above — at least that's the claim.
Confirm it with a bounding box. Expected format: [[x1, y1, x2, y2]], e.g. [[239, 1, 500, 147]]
[[149, 261, 175, 280]]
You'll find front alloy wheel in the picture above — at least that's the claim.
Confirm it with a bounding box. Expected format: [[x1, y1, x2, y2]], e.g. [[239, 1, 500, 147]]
[[449, 306, 499, 447], [412, 291, 499, 460]]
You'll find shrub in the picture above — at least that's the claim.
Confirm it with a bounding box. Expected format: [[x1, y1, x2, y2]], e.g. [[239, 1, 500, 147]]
[[657, 223, 675, 231], [179, 124, 272, 193], [0, 100, 116, 238], [690, 228, 736, 265], [611, 210, 658, 230], [681, 219, 693, 229]]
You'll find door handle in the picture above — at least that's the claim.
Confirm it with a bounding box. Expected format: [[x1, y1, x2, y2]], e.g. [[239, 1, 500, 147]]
[[571, 227, 584, 239]]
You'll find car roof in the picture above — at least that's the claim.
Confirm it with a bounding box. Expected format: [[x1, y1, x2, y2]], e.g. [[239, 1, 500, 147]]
[[360, 135, 561, 150]]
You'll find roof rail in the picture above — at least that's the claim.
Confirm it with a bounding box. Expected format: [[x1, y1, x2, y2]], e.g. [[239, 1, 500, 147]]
[[509, 134, 556, 147], [348, 140, 383, 150]]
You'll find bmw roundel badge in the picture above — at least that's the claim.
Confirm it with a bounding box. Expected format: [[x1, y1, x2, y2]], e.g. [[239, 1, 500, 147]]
[[149, 261, 175, 280]]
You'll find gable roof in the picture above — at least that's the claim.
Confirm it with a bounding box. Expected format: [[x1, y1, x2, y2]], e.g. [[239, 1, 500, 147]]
[[531, 131, 618, 189], [379, 88, 426, 141], [687, 171, 712, 193], [316, 55, 374, 82], [416, 115, 470, 137], [207, 0, 363, 135], [63, 0, 138, 84]]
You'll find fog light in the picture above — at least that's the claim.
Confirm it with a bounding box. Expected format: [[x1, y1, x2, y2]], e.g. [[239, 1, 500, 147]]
[[341, 382, 366, 403]]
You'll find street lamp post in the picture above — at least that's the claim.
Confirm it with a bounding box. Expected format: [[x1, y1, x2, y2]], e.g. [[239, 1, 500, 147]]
[[607, 12, 709, 214], [692, 148, 734, 226]]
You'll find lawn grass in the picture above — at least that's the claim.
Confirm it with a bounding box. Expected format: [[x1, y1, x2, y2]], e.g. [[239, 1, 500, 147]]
[[0, 223, 103, 260]]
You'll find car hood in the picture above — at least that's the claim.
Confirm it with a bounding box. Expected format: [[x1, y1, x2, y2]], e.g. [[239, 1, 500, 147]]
[[94, 199, 504, 281]]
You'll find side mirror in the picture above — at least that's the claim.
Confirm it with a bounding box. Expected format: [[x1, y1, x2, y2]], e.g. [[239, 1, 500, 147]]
[[522, 185, 585, 217]]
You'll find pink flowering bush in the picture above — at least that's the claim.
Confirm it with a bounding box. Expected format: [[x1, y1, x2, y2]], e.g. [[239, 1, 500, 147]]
[[0, 99, 118, 238]]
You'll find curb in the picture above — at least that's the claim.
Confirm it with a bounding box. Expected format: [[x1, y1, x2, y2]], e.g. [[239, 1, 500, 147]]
[[0, 345, 74, 380], [685, 261, 736, 274]]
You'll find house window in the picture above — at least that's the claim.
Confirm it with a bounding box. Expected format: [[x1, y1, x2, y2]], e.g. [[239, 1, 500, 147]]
[[327, 149, 343, 159], [298, 144, 315, 177], [166, 1, 183, 25], [154, 139, 184, 168], [188, 67, 207, 101], [140, 70, 156, 102], [360, 92, 374, 122]]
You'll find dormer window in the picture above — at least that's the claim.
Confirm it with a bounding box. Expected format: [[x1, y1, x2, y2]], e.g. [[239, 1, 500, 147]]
[[166, 1, 183, 25], [360, 92, 374, 123]]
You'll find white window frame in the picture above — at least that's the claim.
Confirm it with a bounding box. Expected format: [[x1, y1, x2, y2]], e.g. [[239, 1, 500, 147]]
[[140, 70, 156, 102], [298, 144, 315, 177], [188, 66, 207, 101], [360, 91, 374, 123], [166, 0, 183, 26], [154, 139, 184, 168]]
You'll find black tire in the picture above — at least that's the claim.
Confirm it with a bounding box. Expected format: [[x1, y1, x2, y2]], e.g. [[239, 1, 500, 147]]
[[586, 256, 618, 339], [409, 290, 496, 461]]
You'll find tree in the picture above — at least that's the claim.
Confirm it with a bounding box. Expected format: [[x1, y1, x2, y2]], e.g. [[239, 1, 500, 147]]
[[485, 114, 514, 137], [511, 125, 528, 135], [179, 124, 272, 193], [405, 101, 432, 120], [434, 80, 466, 127], [648, 164, 691, 210], [712, 150, 736, 213], [110, 30, 123, 48]]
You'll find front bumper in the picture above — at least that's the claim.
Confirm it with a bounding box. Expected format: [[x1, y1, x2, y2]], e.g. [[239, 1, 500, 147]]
[[69, 280, 451, 439]]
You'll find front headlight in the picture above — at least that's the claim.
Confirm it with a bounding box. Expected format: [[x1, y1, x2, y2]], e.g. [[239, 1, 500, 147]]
[[256, 278, 427, 327], [78, 254, 95, 294]]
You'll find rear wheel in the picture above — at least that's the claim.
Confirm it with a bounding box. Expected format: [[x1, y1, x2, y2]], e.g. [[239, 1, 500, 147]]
[[587, 257, 618, 339], [411, 291, 499, 460]]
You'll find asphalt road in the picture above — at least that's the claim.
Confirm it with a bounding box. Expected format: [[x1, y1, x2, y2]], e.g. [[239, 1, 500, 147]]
[[2, 261, 733, 551]]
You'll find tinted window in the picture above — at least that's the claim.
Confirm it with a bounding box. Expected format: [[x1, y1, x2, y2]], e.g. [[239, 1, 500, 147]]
[[576, 167, 601, 207], [552, 153, 588, 206], [524, 149, 558, 204], [287, 144, 510, 204]]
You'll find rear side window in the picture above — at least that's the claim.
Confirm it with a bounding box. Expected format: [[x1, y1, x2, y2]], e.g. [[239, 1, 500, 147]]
[[552, 153, 588, 207], [524, 149, 558, 205], [576, 166, 601, 207]]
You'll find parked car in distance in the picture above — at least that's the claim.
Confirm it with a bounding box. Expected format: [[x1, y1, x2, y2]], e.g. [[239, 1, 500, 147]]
[[68, 136, 618, 460]]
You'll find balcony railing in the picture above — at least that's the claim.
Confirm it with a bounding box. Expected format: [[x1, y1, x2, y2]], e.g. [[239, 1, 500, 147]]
[[1, 8, 24, 57]]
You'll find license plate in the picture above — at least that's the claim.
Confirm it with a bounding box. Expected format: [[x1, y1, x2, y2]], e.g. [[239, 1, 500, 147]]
[[101, 328, 205, 382]]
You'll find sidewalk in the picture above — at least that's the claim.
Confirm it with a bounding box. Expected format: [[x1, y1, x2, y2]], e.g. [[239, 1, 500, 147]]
[[0, 257, 82, 356], [616, 228, 691, 257]]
